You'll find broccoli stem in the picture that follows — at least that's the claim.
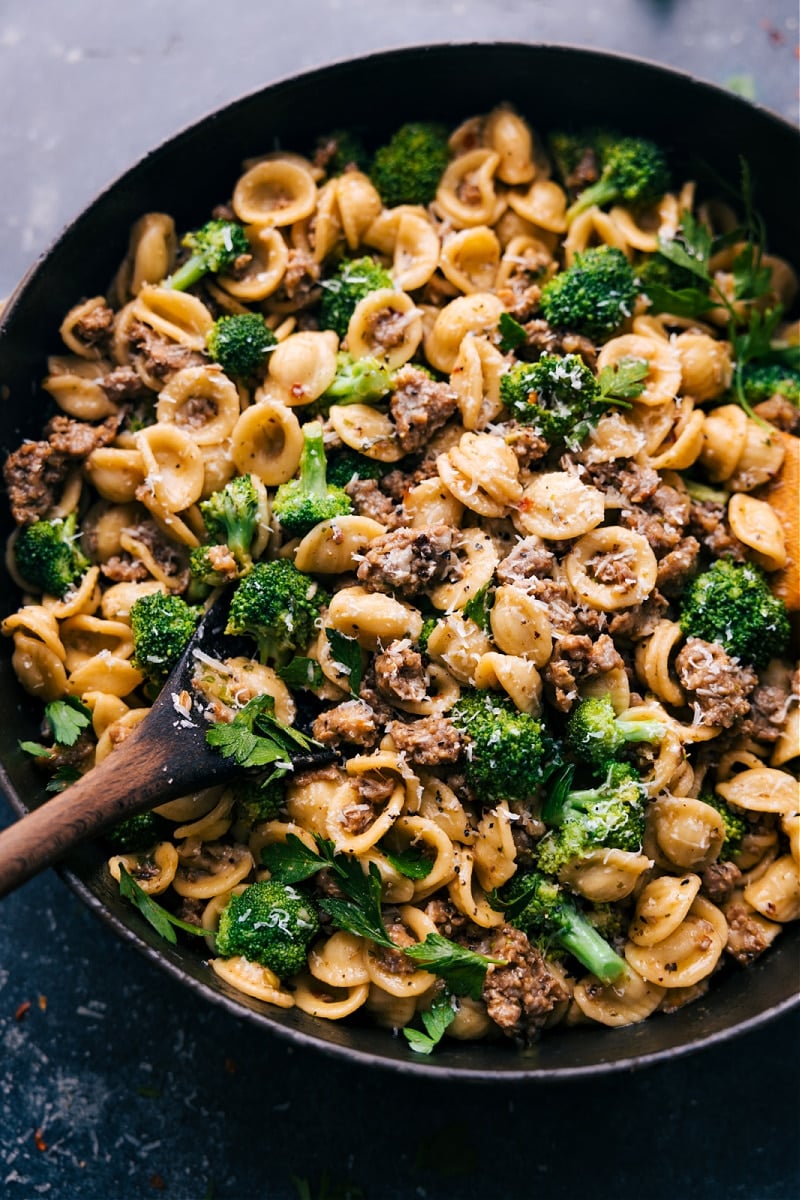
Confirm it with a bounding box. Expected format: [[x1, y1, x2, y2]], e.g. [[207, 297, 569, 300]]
[[613, 718, 666, 745], [567, 179, 616, 219], [167, 254, 207, 292], [555, 910, 627, 984], [299, 422, 329, 501]]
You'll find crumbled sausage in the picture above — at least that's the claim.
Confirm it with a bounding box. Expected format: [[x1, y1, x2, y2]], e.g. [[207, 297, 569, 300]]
[[99, 365, 151, 404], [43, 412, 122, 458], [389, 365, 458, 454], [495, 537, 556, 587], [357, 524, 462, 596], [128, 320, 205, 379], [753, 396, 800, 435], [72, 302, 115, 350], [482, 925, 569, 1041], [312, 699, 384, 747], [701, 860, 743, 905], [3, 441, 70, 525], [519, 318, 598, 370], [688, 501, 748, 563], [387, 715, 462, 766], [494, 421, 550, 468], [544, 633, 625, 711], [675, 638, 757, 728], [370, 920, 418, 975], [744, 680, 796, 744], [656, 536, 701, 597], [724, 900, 775, 965], [280, 248, 321, 305], [344, 478, 401, 529], [608, 591, 669, 643], [374, 640, 428, 703]]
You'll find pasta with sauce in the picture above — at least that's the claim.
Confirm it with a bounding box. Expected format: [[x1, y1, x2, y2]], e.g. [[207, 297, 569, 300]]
[[2, 108, 798, 1054]]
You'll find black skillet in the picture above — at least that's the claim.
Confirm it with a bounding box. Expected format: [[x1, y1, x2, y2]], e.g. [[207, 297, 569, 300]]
[[1, 44, 797, 1079]]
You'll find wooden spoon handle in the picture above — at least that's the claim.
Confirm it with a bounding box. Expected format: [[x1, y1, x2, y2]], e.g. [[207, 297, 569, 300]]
[[0, 723, 230, 898]]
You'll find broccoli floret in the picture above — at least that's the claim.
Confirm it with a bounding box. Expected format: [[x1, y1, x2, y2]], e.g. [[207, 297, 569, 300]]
[[233, 773, 286, 824], [585, 901, 628, 945], [273, 422, 352, 537], [370, 122, 450, 207], [700, 791, 748, 860], [316, 129, 370, 176], [319, 256, 394, 340], [567, 136, 670, 220], [14, 512, 89, 598], [106, 811, 170, 853], [226, 559, 328, 666], [637, 252, 700, 299], [216, 879, 319, 978], [206, 313, 277, 378], [566, 696, 666, 773], [493, 869, 626, 984], [549, 129, 615, 193], [130, 591, 200, 687], [540, 246, 638, 342], [499, 352, 606, 448], [451, 690, 553, 803], [679, 560, 790, 669], [200, 474, 262, 567], [417, 616, 438, 655], [167, 219, 250, 292], [326, 447, 389, 489], [536, 762, 646, 876], [322, 351, 394, 406], [740, 361, 800, 408], [188, 544, 239, 591]]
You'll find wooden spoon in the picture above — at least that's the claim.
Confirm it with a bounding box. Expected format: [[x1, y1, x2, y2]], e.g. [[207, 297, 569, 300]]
[[0, 591, 330, 897]]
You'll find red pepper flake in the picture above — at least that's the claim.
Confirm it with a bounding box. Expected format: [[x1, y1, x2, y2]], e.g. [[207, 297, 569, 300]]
[[38, 995, 48, 1011], [34, 1129, 48, 1152], [759, 18, 785, 45], [224, 1057, 237, 1075], [15, 1001, 31, 1022], [149, 1174, 166, 1191]]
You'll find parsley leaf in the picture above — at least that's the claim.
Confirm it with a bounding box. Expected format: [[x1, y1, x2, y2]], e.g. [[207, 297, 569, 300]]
[[403, 933, 505, 1000], [403, 991, 457, 1055], [118, 866, 211, 943], [381, 845, 433, 880], [266, 836, 503, 990], [324, 628, 363, 697], [320, 859, 395, 948], [19, 740, 52, 759], [277, 657, 324, 690], [45, 697, 92, 747], [498, 311, 527, 352], [261, 832, 336, 882], [658, 210, 713, 284], [462, 581, 494, 632], [639, 282, 715, 319], [597, 356, 649, 405], [46, 764, 82, 793], [206, 694, 315, 770]]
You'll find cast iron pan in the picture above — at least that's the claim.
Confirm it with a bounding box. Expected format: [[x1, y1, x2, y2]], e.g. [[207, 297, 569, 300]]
[[0, 43, 797, 1079]]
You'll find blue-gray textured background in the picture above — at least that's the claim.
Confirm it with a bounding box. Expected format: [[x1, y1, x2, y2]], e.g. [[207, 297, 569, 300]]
[[1, 3, 798, 1198]]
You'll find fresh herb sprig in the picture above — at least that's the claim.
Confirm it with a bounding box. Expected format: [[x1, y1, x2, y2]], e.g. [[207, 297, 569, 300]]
[[644, 165, 786, 424], [402, 991, 457, 1055], [324, 628, 364, 697], [118, 866, 211, 944], [20, 696, 93, 759], [498, 311, 527, 352], [263, 834, 503, 997], [596, 356, 649, 405], [462, 581, 494, 632], [205, 693, 316, 771]]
